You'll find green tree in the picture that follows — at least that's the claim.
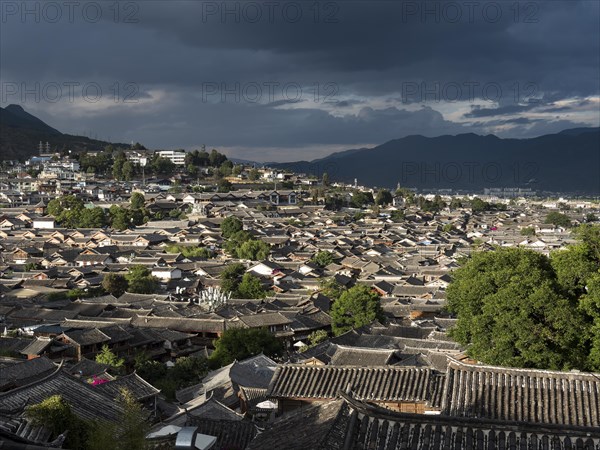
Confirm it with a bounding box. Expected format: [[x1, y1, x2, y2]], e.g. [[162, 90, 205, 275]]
[[375, 189, 393, 206], [96, 344, 125, 371], [171, 357, 209, 387], [237, 239, 270, 261], [442, 223, 455, 233], [165, 244, 213, 259], [102, 273, 128, 297], [24, 262, 39, 272], [217, 179, 233, 192], [319, 277, 346, 301], [27, 395, 89, 450], [109, 206, 131, 231], [307, 329, 329, 346], [209, 149, 227, 167], [470, 197, 489, 213], [122, 161, 134, 181], [47, 195, 86, 228], [450, 198, 463, 209], [520, 226, 536, 237], [395, 187, 415, 204], [220, 263, 247, 295], [573, 224, 600, 262], [551, 244, 597, 298], [115, 389, 150, 450], [322, 172, 330, 186], [151, 155, 176, 175], [125, 265, 159, 294], [390, 210, 405, 222], [311, 251, 334, 268], [350, 191, 374, 208], [130, 192, 145, 210], [221, 216, 243, 238], [579, 271, 600, 370], [330, 284, 384, 335], [209, 328, 283, 368], [237, 273, 267, 299], [545, 211, 572, 228], [79, 207, 107, 228], [219, 160, 234, 177], [248, 168, 260, 181], [136, 360, 167, 386], [447, 248, 586, 370], [112, 151, 127, 180]]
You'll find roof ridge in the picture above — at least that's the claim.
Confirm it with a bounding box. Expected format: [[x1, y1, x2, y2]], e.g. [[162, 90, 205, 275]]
[[0, 360, 63, 399]]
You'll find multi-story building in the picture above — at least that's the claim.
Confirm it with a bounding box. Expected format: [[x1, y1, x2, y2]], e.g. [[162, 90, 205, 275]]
[[157, 150, 186, 166]]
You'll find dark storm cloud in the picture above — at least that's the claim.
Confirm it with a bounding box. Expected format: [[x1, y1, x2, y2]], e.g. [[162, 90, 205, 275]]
[[0, 0, 598, 160], [465, 104, 538, 118]]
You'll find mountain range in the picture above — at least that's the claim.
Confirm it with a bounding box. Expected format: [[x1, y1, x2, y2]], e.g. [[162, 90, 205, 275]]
[[1, 105, 598, 194], [0, 104, 126, 161], [272, 129, 600, 194]]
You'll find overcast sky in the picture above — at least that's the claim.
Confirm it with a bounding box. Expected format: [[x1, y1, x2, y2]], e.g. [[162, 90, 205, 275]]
[[1, 0, 598, 161]]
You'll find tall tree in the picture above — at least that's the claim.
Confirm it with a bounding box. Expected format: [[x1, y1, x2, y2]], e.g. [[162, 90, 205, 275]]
[[130, 192, 145, 210], [236, 239, 270, 261], [447, 248, 587, 370], [125, 265, 159, 294], [220, 216, 243, 238], [545, 211, 572, 228], [330, 284, 384, 335], [375, 189, 393, 206], [96, 344, 125, 371], [236, 273, 267, 299], [209, 327, 283, 368], [102, 273, 128, 297]]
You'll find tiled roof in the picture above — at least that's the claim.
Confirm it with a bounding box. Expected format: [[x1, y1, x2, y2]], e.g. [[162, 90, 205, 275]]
[[0, 367, 123, 422], [329, 346, 397, 366], [267, 365, 444, 407], [94, 372, 160, 401], [442, 359, 600, 428], [0, 357, 56, 391], [247, 395, 600, 450]]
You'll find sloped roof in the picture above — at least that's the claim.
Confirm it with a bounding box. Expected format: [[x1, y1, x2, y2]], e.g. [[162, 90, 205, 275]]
[[248, 394, 600, 450], [0, 367, 123, 422], [443, 359, 600, 428], [94, 372, 160, 401], [0, 356, 56, 391], [267, 365, 444, 407]]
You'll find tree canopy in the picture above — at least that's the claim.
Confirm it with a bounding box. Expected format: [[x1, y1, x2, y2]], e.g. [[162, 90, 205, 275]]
[[125, 265, 159, 294], [447, 244, 599, 370], [101, 273, 128, 297], [96, 344, 125, 371], [545, 211, 572, 228], [209, 327, 283, 368], [220, 216, 243, 238], [375, 189, 393, 206], [330, 284, 384, 335], [237, 239, 271, 261], [311, 251, 335, 268]]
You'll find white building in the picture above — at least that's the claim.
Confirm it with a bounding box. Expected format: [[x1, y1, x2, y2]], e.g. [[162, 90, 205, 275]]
[[157, 150, 186, 166], [32, 218, 55, 229]]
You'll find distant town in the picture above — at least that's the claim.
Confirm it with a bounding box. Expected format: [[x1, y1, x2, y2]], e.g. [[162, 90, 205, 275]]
[[0, 141, 599, 449]]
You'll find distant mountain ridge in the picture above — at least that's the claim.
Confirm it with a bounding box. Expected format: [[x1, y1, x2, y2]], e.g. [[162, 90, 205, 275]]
[[0, 104, 127, 161], [271, 128, 600, 194]]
